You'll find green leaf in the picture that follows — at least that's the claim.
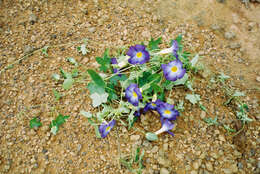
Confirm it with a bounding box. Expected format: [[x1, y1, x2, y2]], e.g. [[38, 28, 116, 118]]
[[95, 49, 111, 72], [87, 69, 106, 88], [71, 69, 79, 78], [175, 35, 183, 52], [87, 82, 105, 94], [53, 89, 61, 100], [109, 74, 127, 85], [80, 110, 92, 118], [55, 114, 69, 126], [66, 57, 78, 66], [42, 46, 49, 56], [223, 125, 236, 133], [106, 84, 118, 101], [134, 147, 141, 162], [218, 73, 230, 82], [185, 94, 200, 104], [145, 132, 158, 141], [158, 92, 165, 101], [151, 83, 162, 93], [162, 80, 173, 90], [90, 92, 109, 107], [6, 64, 14, 70], [52, 73, 60, 81], [139, 72, 161, 90], [60, 68, 72, 79], [138, 71, 152, 87], [148, 37, 162, 50], [50, 114, 69, 135], [199, 104, 207, 111], [63, 78, 74, 90], [203, 116, 219, 126], [127, 110, 135, 130], [29, 117, 42, 128]]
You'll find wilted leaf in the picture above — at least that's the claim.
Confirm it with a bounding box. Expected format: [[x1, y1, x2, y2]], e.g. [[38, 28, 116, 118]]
[[172, 74, 189, 86], [78, 44, 88, 55], [87, 82, 105, 94], [191, 54, 199, 67], [80, 110, 92, 118], [185, 94, 200, 104], [233, 91, 245, 97], [52, 73, 60, 81], [145, 132, 158, 141], [63, 78, 74, 90], [53, 89, 61, 100], [90, 92, 109, 107], [50, 126, 58, 135], [66, 57, 78, 66]]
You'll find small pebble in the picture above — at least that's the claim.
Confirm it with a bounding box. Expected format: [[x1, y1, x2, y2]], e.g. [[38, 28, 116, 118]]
[[160, 168, 170, 174], [130, 135, 140, 141], [256, 76, 260, 82]]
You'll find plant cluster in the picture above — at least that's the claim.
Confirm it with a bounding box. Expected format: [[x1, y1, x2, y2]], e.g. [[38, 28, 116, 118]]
[[80, 36, 199, 141]]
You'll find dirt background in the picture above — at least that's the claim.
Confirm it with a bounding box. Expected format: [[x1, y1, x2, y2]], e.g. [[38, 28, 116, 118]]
[[0, 0, 259, 174]]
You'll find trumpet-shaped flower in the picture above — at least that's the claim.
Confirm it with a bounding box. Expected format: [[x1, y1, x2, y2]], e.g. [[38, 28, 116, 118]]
[[154, 117, 175, 136], [161, 59, 186, 81], [172, 40, 179, 58], [157, 102, 179, 120], [156, 40, 179, 56], [127, 45, 150, 64], [125, 84, 142, 106], [99, 120, 116, 138]]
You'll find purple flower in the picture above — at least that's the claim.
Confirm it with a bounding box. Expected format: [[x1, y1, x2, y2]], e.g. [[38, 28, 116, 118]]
[[99, 120, 116, 138], [172, 40, 179, 58], [161, 59, 186, 81], [110, 58, 122, 77], [154, 118, 174, 136], [143, 99, 164, 113], [125, 84, 142, 106], [126, 45, 150, 64], [134, 109, 141, 117], [110, 58, 118, 64], [157, 102, 179, 120]]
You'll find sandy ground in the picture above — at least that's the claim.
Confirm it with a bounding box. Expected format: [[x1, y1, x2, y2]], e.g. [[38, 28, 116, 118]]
[[0, 0, 259, 174]]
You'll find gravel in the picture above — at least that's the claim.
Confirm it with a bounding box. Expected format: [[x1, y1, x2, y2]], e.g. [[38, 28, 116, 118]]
[[130, 134, 140, 141], [29, 14, 38, 25], [24, 45, 34, 54], [160, 168, 170, 174], [256, 76, 260, 82], [206, 162, 214, 171], [0, 1, 259, 174], [88, 27, 96, 33], [224, 31, 236, 40]]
